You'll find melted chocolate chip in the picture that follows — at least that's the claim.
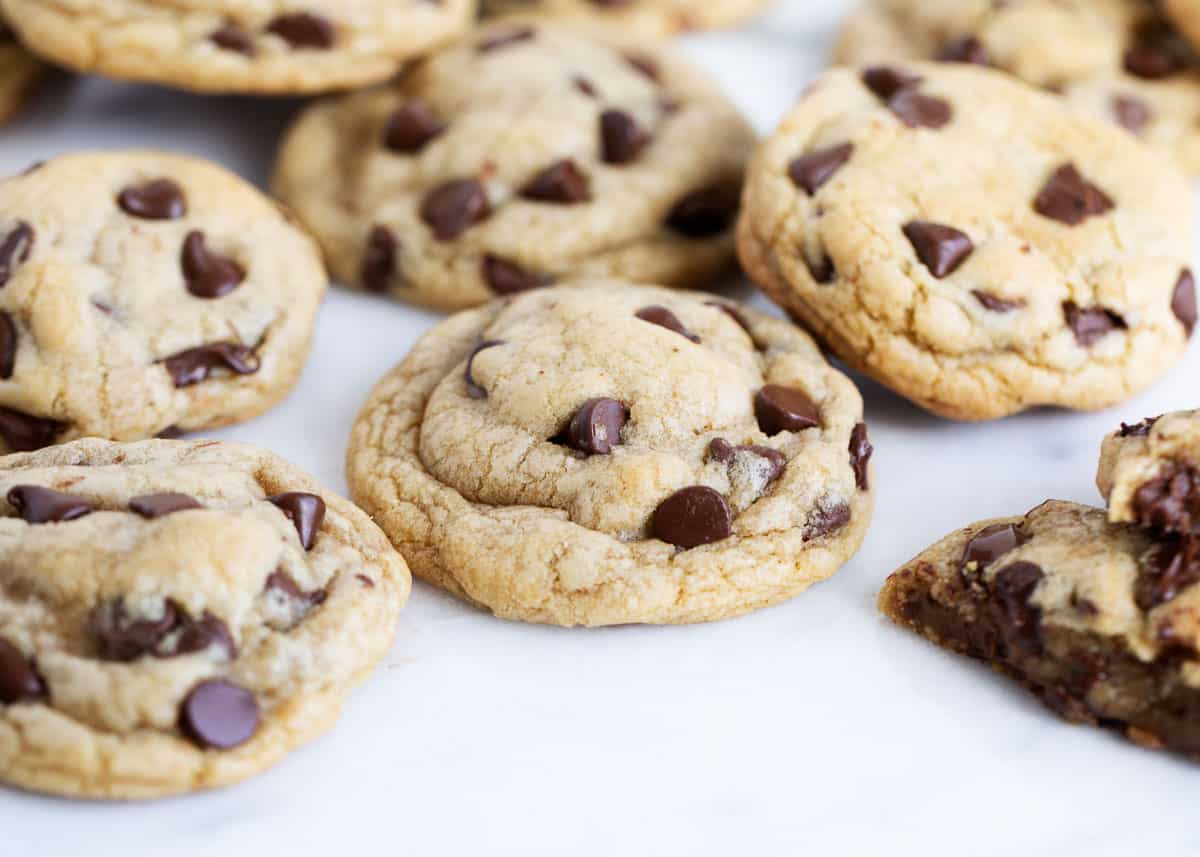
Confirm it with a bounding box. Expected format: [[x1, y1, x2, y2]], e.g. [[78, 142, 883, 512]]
[[1063, 302, 1125, 347], [1133, 465, 1200, 534], [465, 340, 503, 399], [803, 502, 851, 540], [181, 231, 244, 298], [666, 188, 737, 238], [903, 221, 973, 278], [383, 101, 443, 154], [1124, 26, 1188, 79], [361, 225, 398, 293], [8, 485, 94, 524], [887, 89, 952, 129], [0, 407, 63, 451], [960, 522, 1023, 573], [420, 179, 490, 241], [990, 561, 1045, 652], [788, 142, 854, 195], [266, 12, 335, 49], [91, 601, 179, 662], [938, 36, 990, 65], [599, 110, 648, 164], [861, 66, 922, 99], [651, 485, 732, 549], [520, 159, 591, 204], [268, 492, 325, 550], [1033, 163, 1114, 225], [129, 492, 202, 518], [180, 679, 259, 750], [117, 179, 186, 220], [804, 252, 836, 284], [163, 343, 259, 387], [635, 305, 700, 342], [1112, 95, 1152, 134], [0, 311, 16, 379], [565, 397, 627, 455], [0, 222, 34, 287], [156, 425, 186, 439], [1172, 269, 1196, 336], [849, 422, 872, 490], [477, 26, 535, 52], [755, 385, 820, 435], [265, 570, 327, 608], [171, 613, 237, 658], [1118, 416, 1158, 437], [211, 24, 256, 55], [972, 290, 1024, 312], [0, 637, 43, 704], [1136, 537, 1200, 609], [483, 255, 550, 295]]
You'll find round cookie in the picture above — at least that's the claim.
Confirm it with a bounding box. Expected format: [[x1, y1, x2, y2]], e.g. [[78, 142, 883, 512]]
[[273, 22, 755, 311], [0, 0, 475, 95], [479, 0, 769, 37], [346, 281, 874, 627], [737, 62, 1195, 421], [0, 25, 45, 125], [0, 438, 410, 799], [0, 150, 327, 451]]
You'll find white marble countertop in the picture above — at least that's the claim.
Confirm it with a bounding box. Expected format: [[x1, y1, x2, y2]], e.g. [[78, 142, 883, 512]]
[[2, 2, 1198, 855]]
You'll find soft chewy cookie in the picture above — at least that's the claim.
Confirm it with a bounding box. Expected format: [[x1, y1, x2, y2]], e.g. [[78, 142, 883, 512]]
[[1097, 410, 1200, 535], [834, 0, 1200, 173], [0, 24, 45, 125], [737, 62, 1195, 421], [880, 499, 1200, 757], [0, 0, 474, 95], [346, 281, 874, 626], [479, 0, 769, 37], [0, 150, 326, 451], [273, 22, 754, 311], [0, 438, 410, 798]]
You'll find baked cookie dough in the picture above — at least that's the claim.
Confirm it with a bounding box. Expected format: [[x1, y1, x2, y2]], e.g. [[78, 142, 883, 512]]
[[1164, 0, 1200, 53], [479, 0, 770, 37], [1098, 409, 1200, 535], [273, 22, 754, 311], [0, 438, 410, 798], [346, 281, 874, 626], [0, 150, 327, 451], [833, 0, 1200, 173], [880, 499, 1200, 758], [0, 0, 475, 95], [0, 24, 45, 125], [737, 62, 1194, 421]]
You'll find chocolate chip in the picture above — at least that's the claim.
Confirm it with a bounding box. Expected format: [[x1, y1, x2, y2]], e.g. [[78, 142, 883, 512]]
[[477, 26, 535, 52], [805, 253, 836, 284], [755, 384, 820, 435], [788, 142, 854, 195], [1033, 163, 1113, 225], [117, 179, 186, 220], [180, 679, 259, 750], [1112, 95, 1152, 134], [651, 485, 732, 549], [211, 24, 255, 55], [1063, 302, 1125, 346], [265, 570, 327, 608], [420, 179, 490, 241], [356, 574, 375, 588], [0, 311, 16, 379], [565, 397, 627, 455], [1172, 269, 1196, 336], [707, 437, 736, 464], [163, 343, 259, 387], [861, 66, 922, 99], [520, 159, 591, 204], [803, 502, 851, 540], [887, 89, 952, 129], [666, 188, 737, 238], [574, 76, 598, 98], [972, 290, 1024, 312], [990, 561, 1044, 651], [361, 225, 398, 293], [1119, 416, 1158, 437], [0, 407, 63, 451], [156, 425, 186, 439], [8, 485, 94, 524], [1136, 537, 1200, 609], [0, 637, 43, 704], [960, 522, 1022, 572], [129, 492, 202, 518], [0, 221, 34, 287], [266, 12, 335, 49], [268, 492, 325, 550], [1124, 26, 1188, 79], [168, 613, 235, 658], [623, 52, 659, 82], [902, 221, 973, 278], [599, 110, 648, 164], [1133, 465, 1200, 533], [383, 101, 443, 154], [483, 255, 550, 295], [635, 305, 700, 342], [938, 36, 990, 65], [181, 231, 244, 298], [849, 422, 872, 490], [91, 600, 179, 662], [465, 340, 503, 399]]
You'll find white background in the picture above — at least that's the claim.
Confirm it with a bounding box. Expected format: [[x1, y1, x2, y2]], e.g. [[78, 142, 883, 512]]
[[2, 2, 1199, 855]]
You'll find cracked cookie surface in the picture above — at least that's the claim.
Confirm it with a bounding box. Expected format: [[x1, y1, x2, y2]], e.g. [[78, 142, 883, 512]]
[[0, 0, 475, 94], [880, 499, 1200, 757], [346, 280, 873, 626], [737, 62, 1194, 421], [0, 438, 411, 799], [273, 21, 754, 311], [1098, 409, 1200, 535], [0, 150, 327, 451], [479, 0, 769, 37]]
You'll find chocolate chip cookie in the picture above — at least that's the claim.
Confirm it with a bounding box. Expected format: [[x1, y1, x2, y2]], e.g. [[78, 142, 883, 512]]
[[0, 438, 410, 798], [346, 281, 874, 626], [737, 62, 1194, 421], [0, 24, 44, 125], [1097, 409, 1200, 535], [0, 0, 474, 95], [0, 150, 327, 451], [880, 498, 1200, 758], [834, 0, 1200, 173], [480, 0, 770, 37], [273, 22, 754, 311]]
